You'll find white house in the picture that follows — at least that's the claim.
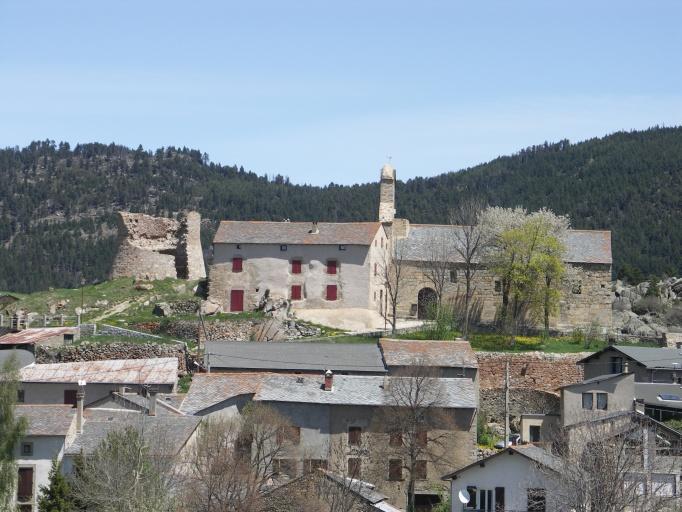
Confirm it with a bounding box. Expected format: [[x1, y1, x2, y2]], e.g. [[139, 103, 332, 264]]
[[442, 445, 563, 512]]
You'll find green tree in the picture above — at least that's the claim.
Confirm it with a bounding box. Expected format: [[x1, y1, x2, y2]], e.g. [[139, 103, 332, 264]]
[[0, 353, 27, 509], [38, 459, 76, 512]]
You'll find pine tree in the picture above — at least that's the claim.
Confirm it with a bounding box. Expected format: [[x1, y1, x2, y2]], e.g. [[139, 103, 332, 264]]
[[37, 459, 76, 512]]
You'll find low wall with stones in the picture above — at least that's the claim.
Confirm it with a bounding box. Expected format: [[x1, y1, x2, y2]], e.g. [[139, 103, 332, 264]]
[[476, 351, 588, 393], [35, 343, 188, 373], [97, 323, 171, 341], [480, 388, 561, 424]]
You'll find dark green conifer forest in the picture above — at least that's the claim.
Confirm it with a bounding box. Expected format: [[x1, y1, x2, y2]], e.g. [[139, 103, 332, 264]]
[[1, 127, 680, 292]]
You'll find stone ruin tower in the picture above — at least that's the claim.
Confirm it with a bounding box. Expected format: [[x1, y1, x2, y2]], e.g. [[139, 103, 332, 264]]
[[110, 211, 206, 281], [378, 162, 396, 223]]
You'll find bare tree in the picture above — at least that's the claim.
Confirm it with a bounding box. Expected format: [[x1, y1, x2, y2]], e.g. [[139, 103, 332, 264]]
[[378, 241, 410, 334], [375, 361, 458, 512], [449, 198, 488, 339], [540, 412, 682, 512], [418, 232, 452, 316], [182, 403, 292, 512]]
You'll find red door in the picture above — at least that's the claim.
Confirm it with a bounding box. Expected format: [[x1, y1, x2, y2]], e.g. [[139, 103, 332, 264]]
[[326, 285, 337, 301], [230, 290, 244, 312], [291, 285, 302, 300]]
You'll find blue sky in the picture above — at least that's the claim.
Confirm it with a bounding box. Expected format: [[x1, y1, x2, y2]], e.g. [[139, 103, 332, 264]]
[[1, 1, 681, 185]]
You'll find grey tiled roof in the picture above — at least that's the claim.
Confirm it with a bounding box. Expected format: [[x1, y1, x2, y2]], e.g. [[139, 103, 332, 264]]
[[442, 444, 563, 479], [559, 373, 626, 388], [398, 225, 612, 265], [65, 409, 200, 455], [379, 338, 477, 368], [0, 348, 35, 368], [205, 341, 387, 373], [635, 383, 682, 410], [579, 346, 682, 369], [213, 221, 382, 246], [179, 373, 263, 415], [15, 405, 76, 436], [255, 374, 477, 408], [90, 392, 185, 415]]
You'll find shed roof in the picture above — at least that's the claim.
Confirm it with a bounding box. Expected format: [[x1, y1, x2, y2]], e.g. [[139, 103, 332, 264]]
[[398, 225, 612, 265], [20, 357, 178, 385], [0, 327, 78, 346], [0, 348, 35, 368], [255, 374, 477, 408], [15, 405, 76, 436], [379, 338, 477, 368], [179, 373, 264, 415], [205, 341, 386, 373], [213, 221, 382, 246], [578, 346, 682, 370], [559, 372, 629, 389], [635, 383, 682, 410]]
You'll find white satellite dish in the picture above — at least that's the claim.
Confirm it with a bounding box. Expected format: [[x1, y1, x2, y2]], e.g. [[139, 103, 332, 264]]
[[458, 488, 471, 504]]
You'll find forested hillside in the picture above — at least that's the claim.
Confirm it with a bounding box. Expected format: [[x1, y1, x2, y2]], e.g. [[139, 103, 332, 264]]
[[1, 127, 680, 292]]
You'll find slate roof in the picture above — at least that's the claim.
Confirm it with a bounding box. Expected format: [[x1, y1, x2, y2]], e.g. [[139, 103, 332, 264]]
[[559, 373, 627, 388], [254, 374, 477, 408], [0, 327, 78, 345], [0, 348, 35, 368], [65, 409, 201, 455], [379, 338, 477, 368], [179, 373, 264, 415], [442, 444, 563, 479], [578, 346, 682, 369], [213, 221, 382, 246], [90, 392, 186, 415], [635, 383, 682, 410], [20, 357, 178, 385], [321, 471, 402, 510], [398, 225, 612, 265], [15, 405, 76, 436], [205, 341, 387, 373]]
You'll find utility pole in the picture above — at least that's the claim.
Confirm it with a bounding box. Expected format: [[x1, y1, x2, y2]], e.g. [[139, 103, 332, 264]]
[[504, 358, 510, 447]]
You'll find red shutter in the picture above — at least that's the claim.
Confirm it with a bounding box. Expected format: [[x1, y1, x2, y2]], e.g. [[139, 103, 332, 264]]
[[64, 389, 77, 407], [327, 260, 337, 274], [292, 260, 302, 274], [17, 467, 33, 502], [230, 290, 244, 312], [326, 285, 337, 301], [291, 285, 302, 300], [232, 257, 243, 272]]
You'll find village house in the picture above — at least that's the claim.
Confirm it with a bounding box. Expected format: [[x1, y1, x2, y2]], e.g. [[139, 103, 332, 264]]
[[207, 163, 613, 331], [0, 327, 80, 349]]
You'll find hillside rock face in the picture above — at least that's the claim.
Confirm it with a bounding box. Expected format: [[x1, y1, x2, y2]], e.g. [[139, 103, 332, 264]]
[[111, 211, 206, 281], [612, 277, 682, 337]]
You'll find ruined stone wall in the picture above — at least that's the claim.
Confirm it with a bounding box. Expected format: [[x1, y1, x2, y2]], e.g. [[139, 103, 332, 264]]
[[111, 211, 205, 281]]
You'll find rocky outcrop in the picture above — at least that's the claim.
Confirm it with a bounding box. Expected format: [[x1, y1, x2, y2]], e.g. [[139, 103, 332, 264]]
[[612, 277, 682, 337], [111, 211, 206, 281]]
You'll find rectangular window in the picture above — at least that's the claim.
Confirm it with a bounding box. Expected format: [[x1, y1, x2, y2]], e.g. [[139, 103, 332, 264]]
[[416, 430, 427, 448], [338, 244, 346, 251], [582, 392, 593, 410], [17, 467, 33, 502], [389, 432, 402, 447], [17, 389, 24, 403], [527, 488, 546, 512], [274, 458, 297, 478], [414, 460, 427, 480], [347, 458, 361, 478], [64, 389, 77, 407], [327, 260, 337, 274], [610, 356, 624, 374], [388, 459, 402, 481], [466, 486, 477, 509], [597, 393, 608, 410], [326, 285, 337, 301], [348, 426, 362, 446], [277, 426, 301, 446], [494, 280, 502, 292], [374, 263, 378, 276], [449, 269, 457, 283], [291, 259, 302, 274], [280, 244, 287, 251], [304, 459, 328, 473], [291, 285, 302, 300], [232, 257, 243, 272], [21, 443, 33, 456], [230, 289, 244, 312], [529, 425, 541, 443]]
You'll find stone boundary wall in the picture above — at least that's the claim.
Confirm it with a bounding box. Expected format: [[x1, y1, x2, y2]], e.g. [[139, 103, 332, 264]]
[[35, 343, 188, 373], [480, 388, 561, 424], [96, 323, 176, 342], [476, 351, 589, 392]]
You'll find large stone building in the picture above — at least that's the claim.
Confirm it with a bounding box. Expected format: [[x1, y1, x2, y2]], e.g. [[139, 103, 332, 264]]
[[111, 211, 206, 281], [207, 164, 613, 330]]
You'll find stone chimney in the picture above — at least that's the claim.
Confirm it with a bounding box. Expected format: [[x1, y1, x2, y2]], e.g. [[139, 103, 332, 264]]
[[76, 380, 86, 434], [324, 370, 333, 391], [309, 221, 319, 234], [148, 390, 157, 417]]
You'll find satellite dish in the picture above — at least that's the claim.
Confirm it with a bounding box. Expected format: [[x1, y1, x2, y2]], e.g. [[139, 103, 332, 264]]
[[458, 489, 471, 504]]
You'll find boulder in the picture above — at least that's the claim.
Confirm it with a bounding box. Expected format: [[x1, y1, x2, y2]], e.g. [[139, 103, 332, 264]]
[[671, 278, 682, 295], [134, 282, 154, 291], [95, 299, 109, 307], [153, 302, 172, 317], [200, 300, 220, 316]]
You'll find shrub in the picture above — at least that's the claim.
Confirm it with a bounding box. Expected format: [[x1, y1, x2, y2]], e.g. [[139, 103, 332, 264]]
[[477, 413, 498, 448], [632, 296, 667, 316], [664, 306, 682, 327]]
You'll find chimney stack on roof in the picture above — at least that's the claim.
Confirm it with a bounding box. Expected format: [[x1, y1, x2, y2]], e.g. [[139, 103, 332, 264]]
[[148, 390, 157, 417], [324, 369, 333, 391], [76, 380, 86, 434], [309, 221, 319, 234]]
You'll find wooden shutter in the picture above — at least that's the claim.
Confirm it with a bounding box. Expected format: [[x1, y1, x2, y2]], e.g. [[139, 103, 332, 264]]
[[327, 260, 337, 274], [291, 285, 302, 300], [326, 285, 337, 301], [347, 458, 361, 478], [230, 290, 244, 312], [348, 426, 361, 445], [232, 257, 243, 272], [495, 487, 505, 512], [388, 459, 402, 481], [64, 389, 77, 407], [389, 432, 402, 447], [416, 430, 427, 448], [292, 259, 302, 274], [414, 460, 427, 480], [17, 467, 33, 502]]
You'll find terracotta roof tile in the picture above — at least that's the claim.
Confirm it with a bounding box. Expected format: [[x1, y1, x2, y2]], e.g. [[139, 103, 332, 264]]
[[20, 358, 178, 385], [0, 327, 78, 345], [213, 221, 382, 246]]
